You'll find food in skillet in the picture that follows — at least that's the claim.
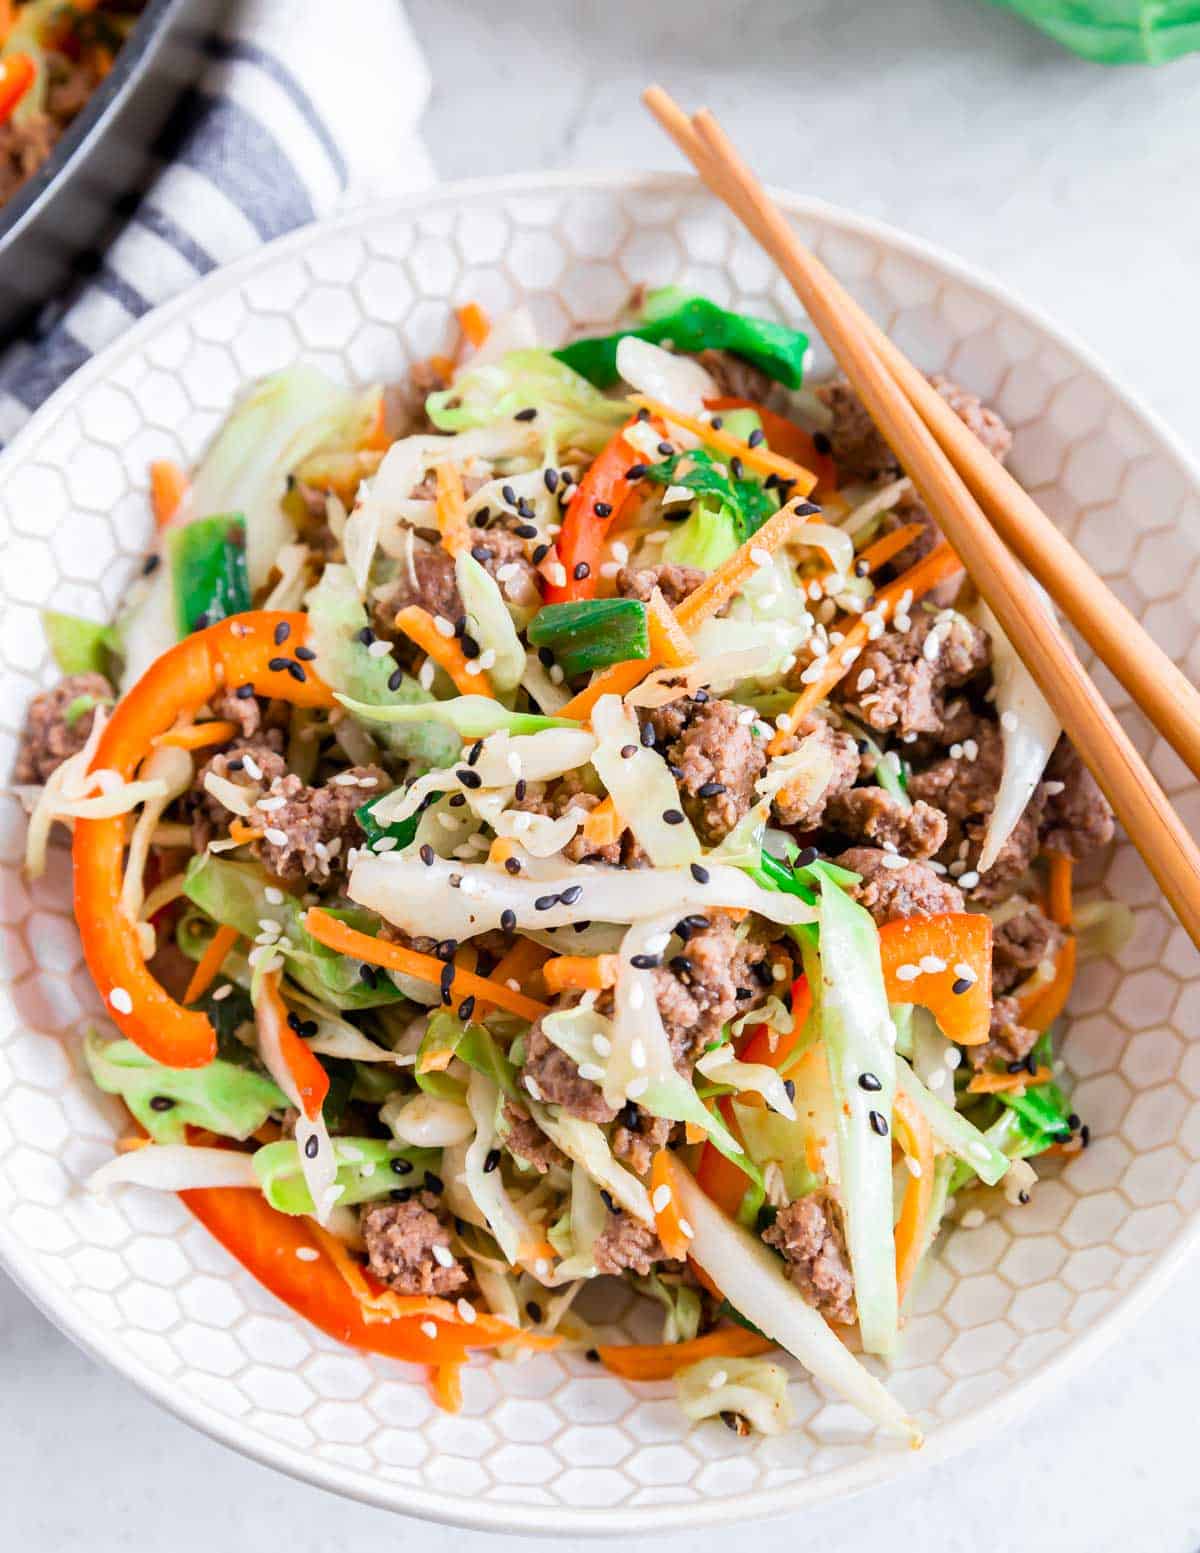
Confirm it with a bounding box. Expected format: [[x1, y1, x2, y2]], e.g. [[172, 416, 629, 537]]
[[0, 1, 145, 207], [14, 289, 1128, 1439]]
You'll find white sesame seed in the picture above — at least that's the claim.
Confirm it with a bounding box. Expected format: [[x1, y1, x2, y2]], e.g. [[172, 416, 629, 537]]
[[263, 885, 284, 905], [652, 1184, 672, 1213], [549, 664, 565, 685], [629, 984, 645, 1010], [331, 772, 359, 786], [256, 794, 286, 812], [368, 638, 392, 658], [1043, 779, 1065, 797], [958, 870, 981, 890], [295, 1246, 319, 1262], [523, 1075, 543, 1102], [879, 853, 909, 871], [840, 645, 862, 668], [549, 563, 568, 588], [807, 579, 824, 601], [241, 754, 263, 781], [534, 1258, 551, 1278], [919, 955, 947, 974], [456, 1298, 477, 1324], [264, 827, 289, 846], [593, 1033, 611, 1056], [953, 962, 975, 982], [626, 1076, 649, 1099], [960, 1208, 986, 1230], [946, 1047, 963, 1070], [257, 917, 280, 936], [800, 660, 826, 684], [894, 963, 921, 982], [418, 658, 436, 690], [109, 987, 133, 1015], [926, 1067, 948, 1092], [1000, 709, 1019, 733], [631, 1039, 647, 1070], [464, 658, 483, 676], [356, 775, 379, 788], [505, 977, 521, 992], [496, 562, 520, 582], [374, 836, 398, 853], [856, 667, 876, 692], [904, 1156, 924, 1178], [478, 648, 497, 670], [678, 1217, 694, 1239], [434, 615, 455, 638], [708, 1368, 728, 1390], [577, 1063, 604, 1081], [211, 984, 233, 1002], [432, 1243, 455, 1268], [600, 561, 620, 579], [420, 1320, 438, 1339], [611, 541, 630, 564], [962, 739, 979, 763], [893, 613, 912, 632]]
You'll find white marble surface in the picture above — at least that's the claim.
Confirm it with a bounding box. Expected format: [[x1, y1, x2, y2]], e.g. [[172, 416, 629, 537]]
[[7, 1, 1200, 1547]]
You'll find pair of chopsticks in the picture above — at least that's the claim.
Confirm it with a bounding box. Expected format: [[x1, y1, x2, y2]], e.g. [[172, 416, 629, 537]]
[[643, 86, 1200, 950]]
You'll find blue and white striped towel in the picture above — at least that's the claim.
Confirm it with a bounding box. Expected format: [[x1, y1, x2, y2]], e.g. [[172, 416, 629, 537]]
[[0, 0, 434, 443]]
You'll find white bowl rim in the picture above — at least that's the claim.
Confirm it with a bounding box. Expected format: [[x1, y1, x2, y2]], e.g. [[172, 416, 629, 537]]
[[1, 167, 1197, 1536]]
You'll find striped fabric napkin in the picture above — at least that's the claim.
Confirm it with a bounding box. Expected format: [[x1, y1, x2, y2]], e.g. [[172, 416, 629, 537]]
[[0, 0, 434, 443]]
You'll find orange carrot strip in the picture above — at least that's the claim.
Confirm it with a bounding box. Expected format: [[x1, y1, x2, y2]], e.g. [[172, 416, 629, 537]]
[[431, 1362, 464, 1412], [393, 604, 495, 697], [650, 1149, 691, 1259], [581, 800, 622, 849], [183, 923, 241, 1006], [1046, 852, 1073, 929], [645, 586, 696, 668], [429, 353, 455, 382], [153, 720, 238, 752], [304, 908, 549, 1022], [557, 658, 651, 722], [769, 542, 964, 752], [435, 461, 471, 557], [476, 936, 551, 1018], [853, 521, 927, 574], [228, 818, 264, 845], [966, 1066, 1055, 1095], [456, 302, 490, 349], [628, 394, 817, 492], [892, 1090, 935, 1305], [543, 954, 619, 995], [1014, 935, 1078, 1034], [150, 460, 188, 528], [598, 1325, 773, 1381]]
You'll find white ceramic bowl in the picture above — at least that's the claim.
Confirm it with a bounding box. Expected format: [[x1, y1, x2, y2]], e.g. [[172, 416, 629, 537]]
[[1, 173, 1198, 1536]]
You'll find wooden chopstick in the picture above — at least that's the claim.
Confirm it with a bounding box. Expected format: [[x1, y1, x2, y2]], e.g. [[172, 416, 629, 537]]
[[643, 86, 1200, 951]]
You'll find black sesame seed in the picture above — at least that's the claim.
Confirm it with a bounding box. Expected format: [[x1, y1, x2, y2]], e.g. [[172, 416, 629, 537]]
[[573, 562, 591, 581], [390, 1157, 414, 1176], [273, 621, 291, 645], [514, 778, 528, 801], [1068, 1112, 1081, 1131], [388, 667, 405, 692], [504, 858, 522, 876], [858, 1072, 883, 1092], [868, 1110, 889, 1137], [424, 1170, 444, 1195], [543, 468, 560, 493], [1080, 1124, 1091, 1148], [534, 893, 560, 912], [599, 1188, 617, 1214], [287, 1012, 303, 1034], [952, 977, 973, 996], [631, 953, 662, 969], [359, 964, 379, 988], [813, 431, 832, 456], [227, 757, 244, 771], [149, 1095, 175, 1112], [657, 440, 674, 456], [286, 660, 307, 683], [692, 688, 709, 704], [466, 739, 484, 768], [1007, 1058, 1027, 1074], [537, 645, 555, 668], [471, 544, 494, 564], [593, 501, 613, 519], [420, 844, 435, 867], [458, 995, 476, 1021], [710, 416, 724, 430], [295, 644, 316, 661], [501, 484, 517, 505], [574, 920, 592, 933], [690, 863, 710, 885], [192, 612, 211, 631], [625, 463, 648, 480], [558, 885, 583, 907], [456, 768, 483, 789], [855, 558, 871, 577], [300, 1020, 318, 1039], [483, 1148, 501, 1174], [683, 913, 710, 932], [620, 744, 638, 759], [533, 543, 551, 564], [696, 781, 726, 798], [453, 614, 468, 638], [784, 1079, 796, 1103], [460, 633, 481, 659], [449, 792, 467, 807], [795, 846, 819, 868], [641, 721, 657, 748], [304, 1135, 319, 1159], [586, 1347, 600, 1362], [357, 626, 375, 646], [141, 552, 161, 577], [751, 961, 773, 986], [669, 955, 693, 975], [267, 656, 291, 673], [500, 908, 517, 932], [515, 407, 538, 422], [662, 808, 685, 826], [793, 499, 821, 518], [515, 523, 539, 540], [730, 456, 745, 480], [390, 1187, 414, 1203], [1017, 1189, 1031, 1205], [436, 939, 459, 962], [525, 1299, 543, 1321], [619, 1100, 641, 1130], [235, 682, 255, 700], [747, 427, 765, 448]]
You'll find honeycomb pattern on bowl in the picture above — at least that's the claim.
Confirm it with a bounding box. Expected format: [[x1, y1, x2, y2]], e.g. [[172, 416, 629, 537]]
[[1, 176, 1198, 1533]]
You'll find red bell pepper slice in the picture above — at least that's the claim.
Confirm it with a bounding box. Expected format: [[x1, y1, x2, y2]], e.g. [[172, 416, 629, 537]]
[[545, 418, 647, 602], [0, 54, 35, 126], [877, 912, 993, 1046], [72, 612, 336, 1070]]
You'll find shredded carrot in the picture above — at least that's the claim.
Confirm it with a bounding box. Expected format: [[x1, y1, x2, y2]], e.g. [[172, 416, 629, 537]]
[[580, 798, 622, 849], [853, 521, 927, 574], [598, 1324, 773, 1381], [966, 1066, 1055, 1095], [1046, 852, 1073, 928], [892, 1090, 935, 1305], [456, 302, 490, 350], [1015, 932, 1078, 1034], [650, 1149, 691, 1259], [183, 923, 241, 1005], [769, 541, 964, 753], [393, 604, 495, 697], [543, 953, 619, 995], [435, 461, 470, 557], [358, 390, 390, 452], [229, 819, 265, 845], [153, 719, 238, 752], [431, 1361, 464, 1412], [628, 394, 817, 492], [645, 586, 697, 668], [150, 459, 188, 528], [429, 353, 456, 383], [304, 908, 549, 1022], [476, 936, 551, 1018], [556, 657, 649, 722]]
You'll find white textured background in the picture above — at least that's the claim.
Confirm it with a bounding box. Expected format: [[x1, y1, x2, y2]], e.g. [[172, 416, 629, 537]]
[[6, 1, 1200, 1548]]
